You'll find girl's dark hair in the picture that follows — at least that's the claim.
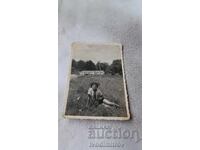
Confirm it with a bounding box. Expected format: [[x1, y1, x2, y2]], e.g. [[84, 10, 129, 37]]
[[90, 82, 100, 87]]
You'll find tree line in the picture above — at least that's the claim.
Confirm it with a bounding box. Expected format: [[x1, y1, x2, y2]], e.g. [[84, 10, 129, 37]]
[[71, 59, 123, 75]]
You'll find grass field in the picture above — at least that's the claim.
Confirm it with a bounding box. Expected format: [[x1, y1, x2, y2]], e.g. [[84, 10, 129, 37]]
[[65, 75, 128, 117]]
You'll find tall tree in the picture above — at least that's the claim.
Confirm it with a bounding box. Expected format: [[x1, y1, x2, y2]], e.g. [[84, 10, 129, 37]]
[[96, 62, 109, 72], [72, 59, 77, 68], [77, 60, 86, 71], [71, 59, 77, 73], [85, 60, 96, 70], [110, 59, 122, 75]]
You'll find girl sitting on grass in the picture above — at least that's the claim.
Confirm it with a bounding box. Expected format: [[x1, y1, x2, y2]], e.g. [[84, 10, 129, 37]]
[[87, 82, 119, 108]]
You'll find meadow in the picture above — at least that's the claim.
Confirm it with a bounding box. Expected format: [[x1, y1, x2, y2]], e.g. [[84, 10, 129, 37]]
[[65, 75, 128, 117]]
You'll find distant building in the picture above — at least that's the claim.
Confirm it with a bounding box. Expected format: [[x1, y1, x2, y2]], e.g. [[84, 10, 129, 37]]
[[80, 70, 105, 76]]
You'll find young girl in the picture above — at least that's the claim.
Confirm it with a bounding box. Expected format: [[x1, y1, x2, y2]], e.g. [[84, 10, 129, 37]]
[[87, 82, 119, 108]]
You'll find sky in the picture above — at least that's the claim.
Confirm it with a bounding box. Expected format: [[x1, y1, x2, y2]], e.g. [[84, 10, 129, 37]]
[[71, 43, 122, 64]]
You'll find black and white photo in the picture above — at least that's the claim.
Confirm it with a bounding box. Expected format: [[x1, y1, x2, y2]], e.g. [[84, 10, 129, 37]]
[[64, 42, 130, 120]]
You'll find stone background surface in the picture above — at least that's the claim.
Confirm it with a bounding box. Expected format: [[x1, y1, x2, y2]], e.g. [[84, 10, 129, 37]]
[[58, 0, 142, 149]]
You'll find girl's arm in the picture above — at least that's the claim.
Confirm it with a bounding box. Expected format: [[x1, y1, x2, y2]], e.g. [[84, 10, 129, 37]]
[[87, 94, 92, 107]]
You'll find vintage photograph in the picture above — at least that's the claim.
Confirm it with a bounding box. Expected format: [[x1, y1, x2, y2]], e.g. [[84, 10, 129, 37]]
[[64, 42, 130, 120]]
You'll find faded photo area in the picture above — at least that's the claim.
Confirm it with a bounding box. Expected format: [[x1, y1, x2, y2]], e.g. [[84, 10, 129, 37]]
[[65, 42, 130, 120]]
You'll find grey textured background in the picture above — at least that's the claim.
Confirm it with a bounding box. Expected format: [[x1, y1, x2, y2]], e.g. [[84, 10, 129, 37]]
[[58, 0, 142, 149]]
